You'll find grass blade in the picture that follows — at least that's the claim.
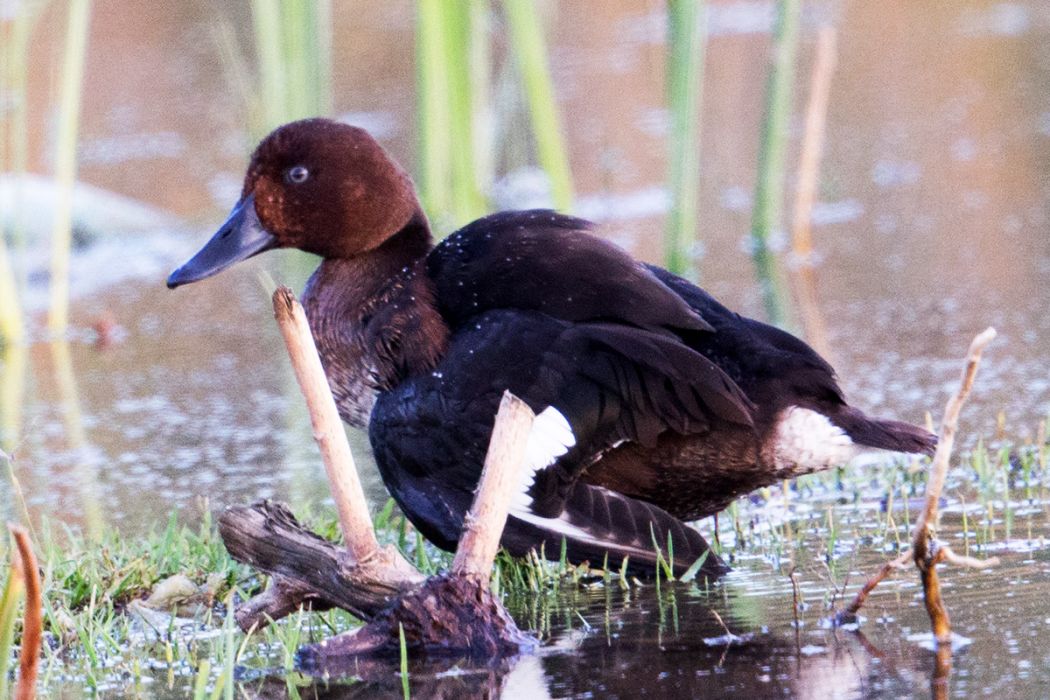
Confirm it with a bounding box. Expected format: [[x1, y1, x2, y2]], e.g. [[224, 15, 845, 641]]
[[399, 622, 410, 699]]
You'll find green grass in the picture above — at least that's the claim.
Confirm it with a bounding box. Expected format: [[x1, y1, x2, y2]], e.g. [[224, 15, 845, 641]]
[[0, 545, 24, 700]]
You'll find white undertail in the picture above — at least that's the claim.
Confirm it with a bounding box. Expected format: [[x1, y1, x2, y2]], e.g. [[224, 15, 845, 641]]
[[772, 406, 863, 476]]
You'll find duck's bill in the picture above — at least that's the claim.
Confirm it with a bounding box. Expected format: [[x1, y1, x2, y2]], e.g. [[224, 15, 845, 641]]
[[166, 194, 277, 288]]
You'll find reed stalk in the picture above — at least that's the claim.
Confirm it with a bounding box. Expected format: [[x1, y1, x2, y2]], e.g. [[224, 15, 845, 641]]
[[418, 0, 493, 231], [47, 0, 93, 336], [250, 0, 331, 129], [446, 1, 488, 225], [51, 340, 103, 540], [250, 0, 287, 130], [249, 0, 331, 283], [416, 0, 455, 225], [0, 343, 27, 454], [503, 0, 573, 212], [789, 26, 837, 360], [748, 0, 799, 327], [1, 4, 40, 345], [665, 0, 707, 280]]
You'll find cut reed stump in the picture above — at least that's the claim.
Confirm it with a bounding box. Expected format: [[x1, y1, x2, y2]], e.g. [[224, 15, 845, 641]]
[[218, 287, 535, 664]]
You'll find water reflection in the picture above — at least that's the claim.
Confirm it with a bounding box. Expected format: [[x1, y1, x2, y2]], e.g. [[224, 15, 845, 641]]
[[231, 581, 968, 700], [47, 339, 105, 538]]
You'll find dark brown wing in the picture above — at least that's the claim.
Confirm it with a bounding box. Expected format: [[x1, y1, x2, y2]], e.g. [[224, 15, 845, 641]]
[[427, 210, 713, 334]]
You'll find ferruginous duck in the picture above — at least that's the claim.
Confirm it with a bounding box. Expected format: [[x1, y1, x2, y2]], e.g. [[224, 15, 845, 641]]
[[168, 118, 935, 577]]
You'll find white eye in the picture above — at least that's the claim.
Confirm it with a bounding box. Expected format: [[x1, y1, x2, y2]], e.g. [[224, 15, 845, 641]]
[[286, 166, 309, 184]]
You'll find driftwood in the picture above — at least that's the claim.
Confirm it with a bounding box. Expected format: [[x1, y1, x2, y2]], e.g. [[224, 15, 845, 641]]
[[837, 328, 999, 637], [219, 287, 535, 663]]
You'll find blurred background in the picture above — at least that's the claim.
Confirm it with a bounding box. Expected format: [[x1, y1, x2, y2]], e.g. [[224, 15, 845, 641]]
[[1, 0, 1049, 536]]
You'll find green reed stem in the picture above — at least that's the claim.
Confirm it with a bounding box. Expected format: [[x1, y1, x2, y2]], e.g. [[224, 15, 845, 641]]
[[250, 0, 287, 129], [665, 0, 707, 280], [2, 3, 40, 331], [416, 0, 455, 226], [748, 0, 798, 327], [504, 0, 573, 212], [0, 342, 27, 454], [47, 0, 92, 336], [446, 1, 488, 225]]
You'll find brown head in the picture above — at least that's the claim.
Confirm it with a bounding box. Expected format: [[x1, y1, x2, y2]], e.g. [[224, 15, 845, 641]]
[[167, 118, 426, 288]]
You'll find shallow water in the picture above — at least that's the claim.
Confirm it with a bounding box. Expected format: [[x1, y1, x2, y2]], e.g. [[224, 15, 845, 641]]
[[3, 0, 1050, 697], [34, 461, 1050, 699]]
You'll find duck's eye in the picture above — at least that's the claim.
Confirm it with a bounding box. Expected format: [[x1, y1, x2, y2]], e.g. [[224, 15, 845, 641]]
[[285, 166, 310, 184]]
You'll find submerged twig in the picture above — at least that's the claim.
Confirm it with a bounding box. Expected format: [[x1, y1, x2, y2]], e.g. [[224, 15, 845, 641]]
[[912, 327, 998, 642], [836, 328, 998, 640], [839, 550, 910, 619]]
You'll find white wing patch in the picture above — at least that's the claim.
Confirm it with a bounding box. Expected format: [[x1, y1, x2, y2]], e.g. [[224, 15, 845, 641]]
[[772, 406, 861, 476], [507, 408, 669, 562], [510, 406, 576, 513]]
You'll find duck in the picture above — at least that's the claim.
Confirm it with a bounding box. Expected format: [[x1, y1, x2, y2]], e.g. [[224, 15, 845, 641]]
[[167, 118, 936, 577]]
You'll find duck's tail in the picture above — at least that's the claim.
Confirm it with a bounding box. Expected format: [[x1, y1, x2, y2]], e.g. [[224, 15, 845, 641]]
[[831, 405, 937, 456], [502, 482, 728, 579]]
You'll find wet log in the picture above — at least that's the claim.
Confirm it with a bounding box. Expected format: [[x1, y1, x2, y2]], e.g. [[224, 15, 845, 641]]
[[219, 287, 535, 662], [218, 500, 423, 629]]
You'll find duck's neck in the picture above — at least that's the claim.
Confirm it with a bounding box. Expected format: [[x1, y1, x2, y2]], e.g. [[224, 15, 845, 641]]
[[302, 212, 449, 427]]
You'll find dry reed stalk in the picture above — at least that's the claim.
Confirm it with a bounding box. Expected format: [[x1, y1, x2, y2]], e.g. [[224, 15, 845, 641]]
[[789, 26, 837, 360]]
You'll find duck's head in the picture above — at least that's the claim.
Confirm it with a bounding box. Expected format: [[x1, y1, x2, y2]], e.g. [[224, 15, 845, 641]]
[[167, 118, 422, 288]]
